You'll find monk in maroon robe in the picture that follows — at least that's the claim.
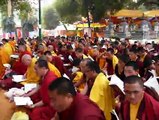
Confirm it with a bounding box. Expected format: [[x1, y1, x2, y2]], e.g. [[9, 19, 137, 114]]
[[44, 51, 66, 75], [120, 75, 159, 120], [48, 77, 106, 120], [27, 59, 57, 120], [12, 42, 31, 75]]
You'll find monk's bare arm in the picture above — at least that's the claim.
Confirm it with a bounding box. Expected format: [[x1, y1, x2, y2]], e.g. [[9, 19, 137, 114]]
[[23, 85, 40, 97], [33, 100, 44, 107]]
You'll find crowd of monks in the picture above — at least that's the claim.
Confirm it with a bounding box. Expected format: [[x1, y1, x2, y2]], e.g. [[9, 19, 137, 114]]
[[0, 36, 159, 120]]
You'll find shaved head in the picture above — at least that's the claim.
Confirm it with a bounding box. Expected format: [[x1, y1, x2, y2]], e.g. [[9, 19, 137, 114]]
[[22, 54, 32, 66]]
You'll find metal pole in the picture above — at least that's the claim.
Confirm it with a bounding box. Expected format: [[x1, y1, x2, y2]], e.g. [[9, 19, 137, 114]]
[[39, 0, 42, 40], [85, 0, 91, 28], [87, 8, 91, 28]]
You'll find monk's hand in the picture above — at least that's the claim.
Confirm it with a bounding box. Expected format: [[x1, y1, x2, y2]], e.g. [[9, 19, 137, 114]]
[[52, 112, 59, 120], [22, 93, 29, 97], [25, 104, 35, 109]]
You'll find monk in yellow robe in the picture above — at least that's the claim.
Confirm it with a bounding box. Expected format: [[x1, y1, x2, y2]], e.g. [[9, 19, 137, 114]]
[[8, 39, 16, 53], [73, 71, 85, 92], [2, 39, 14, 63], [80, 59, 115, 120], [89, 72, 115, 120], [21, 54, 40, 84]]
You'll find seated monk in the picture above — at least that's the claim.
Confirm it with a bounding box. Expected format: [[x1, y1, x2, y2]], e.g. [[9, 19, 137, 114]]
[[120, 75, 159, 120], [38, 55, 61, 77], [12, 42, 31, 75], [21, 54, 40, 84], [25, 59, 57, 120], [48, 77, 106, 120], [0, 54, 40, 89], [80, 58, 115, 120], [44, 51, 65, 75]]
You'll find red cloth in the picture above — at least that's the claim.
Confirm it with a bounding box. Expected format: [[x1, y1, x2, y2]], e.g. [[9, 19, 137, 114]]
[[106, 59, 114, 75], [58, 93, 105, 120], [0, 78, 23, 90], [52, 56, 65, 75], [40, 71, 57, 105], [121, 92, 159, 120], [30, 106, 55, 120], [30, 71, 57, 120]]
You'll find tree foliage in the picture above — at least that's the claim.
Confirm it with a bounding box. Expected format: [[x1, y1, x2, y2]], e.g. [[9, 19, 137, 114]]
[[55, 0, 128, 23], [55, 0, 159, 23], [125, 0, 159, 10], [2, 16, 15, 33], [42, 6, 59, 30], [0, 0, 37, 37], [55, 0, 79, 23]]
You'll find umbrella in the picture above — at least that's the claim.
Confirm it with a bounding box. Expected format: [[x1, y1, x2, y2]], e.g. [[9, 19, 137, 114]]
[[144, 10, 159, 17], [114, 9, 144, 18], [76, 23, 106, 28]]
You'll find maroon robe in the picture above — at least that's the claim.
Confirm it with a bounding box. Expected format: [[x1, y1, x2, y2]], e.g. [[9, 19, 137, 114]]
[[30, 71, 57, 120], [106, 59, 114, 75], [51, 56, 65, 75], [120, 92, 159, 120], [58, 93, 105, 120]]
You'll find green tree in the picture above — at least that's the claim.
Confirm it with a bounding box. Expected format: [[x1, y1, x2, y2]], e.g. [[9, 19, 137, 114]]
[[0, 0, 38, 38], [125, 0, 159, 10], [55, 0, 80, 23], [43, 6, 59, 30], [55, 0, 129, 23], [2, 16, 15, 33]]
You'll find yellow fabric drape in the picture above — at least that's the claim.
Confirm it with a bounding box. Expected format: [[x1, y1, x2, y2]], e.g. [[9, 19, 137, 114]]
[[0, 52, 5, 79], [3, 43, 14, 63], [8, 40, 16, 53], [112, 55, 119, 70], [89, 73, 115, 120], [130, 101, 141, 120], [73, 72, 85, 92], [48, 62, 61, 77], [21, 58, 40, 85]]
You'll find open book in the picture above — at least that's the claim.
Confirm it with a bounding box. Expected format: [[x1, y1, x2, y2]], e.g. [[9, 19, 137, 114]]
[[10, 54, 19, 59], [12, 75, 25, 83], [24, 84, 37, 93], [109, 74, 124, 94], [14, 97, 33, 106], [144, 77, 159, 95]]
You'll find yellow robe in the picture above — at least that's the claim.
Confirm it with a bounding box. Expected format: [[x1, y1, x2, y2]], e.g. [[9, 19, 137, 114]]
[[2, 43, 13, 63], [73, 72, 85, 92], [112, 55, 118, 70], [51, 51, 57, 56], [89, 73, 115, 120], [0, 52, 5, 79], [130, 101, 141, 120], [8, 40, 16, 53], [21, 58, 40, 84], [48, 62, 61, 77], [0, 47, 10, 64], [26, 44, 32, 54], [83, 54, 88, 59]]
